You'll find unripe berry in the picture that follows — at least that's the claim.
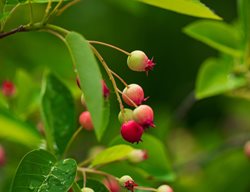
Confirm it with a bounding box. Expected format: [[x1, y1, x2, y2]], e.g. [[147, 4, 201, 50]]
[[121, 121, 144, 143], [157, 185, 173, 192], [1, 80, 16, 97], [122, 84, 145, 107], [79, 111, 94, 131], [81, 187, 94, 192], [128, 149, 148, 163], [103, 178, 120, 192], [0, 145, 6, 167], [133, 105, 155, 128], [118, 108, 133, 123], [127, 50, 155, 72], [119, 175, 137, 191], [102, 80, 110, 99], [244, 141, 250, 159]]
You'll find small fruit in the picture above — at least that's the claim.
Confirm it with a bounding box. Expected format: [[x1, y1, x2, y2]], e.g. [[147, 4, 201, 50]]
[[121, 121, 144, 143], [127, 50, 155, 72], [81, 187, 94, 192], [157, 185, 173, 192], [119, 175, 137, 191], [133, 105, 155, 128], [0, 145, 6, 167], [102, 80, 110, 98], [103, 177, 120, 192], [79, 111, 94, 131], [1, 80, 16, 97], [244, 140, 250, 159], [122, 84, 145, 107], [118, 108, 133, 123], [128, 149, 148, 163]]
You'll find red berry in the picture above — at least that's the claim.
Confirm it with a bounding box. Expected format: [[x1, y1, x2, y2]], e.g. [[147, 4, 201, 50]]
[[1, 80, 16, 97], [133, 105, 155, 128], [157, 185, 174, 192], [128, 149, 148, 163], [103, 177, 120, 192], [0, 145, 6, 167], [122, 84, 145, 107], [127, 50, 155, 73], [119, 175, 137, 192], [121, 121, 144, 143], [79, 111, 94, 131], [118, 108, 133, 123], [102, 80, 110, 98]]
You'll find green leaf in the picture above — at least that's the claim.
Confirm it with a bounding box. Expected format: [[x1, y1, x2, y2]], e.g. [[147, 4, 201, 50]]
[[137, 0, 221, 20], [65, 32, 105, 140], [196, 57, 247, 99], [11, 149, 77, 192], [0, 108, 41, 148], [41, 73, 77, 154], [111, 134, 175, 182], [184, 21, 243, 57], [238, 0, 250, 43], [91, 144, 134, 167], [76, 179, 109, 192]]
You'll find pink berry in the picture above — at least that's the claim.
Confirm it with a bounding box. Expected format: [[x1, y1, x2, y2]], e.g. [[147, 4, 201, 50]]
[[133, 105, 155, 128], [157, 185, 174, 192], [119, 175, 137, 191], [118, 108, 133, 123], [122, 84, 145, 107], [121, 121, 144, 143], [0, 145, 6, 167], [102, 80, 110, 98], [103, 177, 120, 192], [244, 141, 250, 159], [1, 80, 16, 97], [127, 50, 155, 73], [128, 149, 148, 163], [79, 111, 94, 131]]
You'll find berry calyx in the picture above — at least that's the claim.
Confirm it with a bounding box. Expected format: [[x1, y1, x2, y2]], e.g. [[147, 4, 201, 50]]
[[128, 149, 148, 163], [0, 145, 6, 167], [122, 84, 145, 107], [81, 187, 94, 192], [127, 50, 155, 73], [79, 111, 94, 131], [118, 108, 133, 123], [157, 185, 174, 192], [102, 80, 110, 99], [103, 177, 120, 192], [120, 121, 144, 143], [133, 105, 155, 128], [119, 175, 137, 192], [1, 80, 16, 97]]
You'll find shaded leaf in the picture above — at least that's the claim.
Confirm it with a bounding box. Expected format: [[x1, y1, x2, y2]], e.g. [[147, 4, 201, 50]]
[[238, 0, 250, 43], [11, 149, 77, 192], [184, 21, 242, 57], [65, 32, 105, 140]]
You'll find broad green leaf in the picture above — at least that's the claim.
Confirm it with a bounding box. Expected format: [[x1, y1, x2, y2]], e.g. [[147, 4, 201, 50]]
[[91, 144, 134, 167], [71, 182, 81, 192], [65, 32, 105, 140], [111, 134, 176, 182], [0, 108, 41, 148], [11, 149, 77, 192], [238, 0, 250, 43], [196, 57, 247, 99], [137, 0, 221, 20], [41, 73, 77, 154], [76, 179, 109, 192], [184, 21, 243, 57]]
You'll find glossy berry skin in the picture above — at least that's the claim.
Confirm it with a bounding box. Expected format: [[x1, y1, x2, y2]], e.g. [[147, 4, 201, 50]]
[[0, 145, 6, 167], [79, 111, 94, 131], [102, 80, 110, 99], [120, 121, 144, 143], [118, 108, 133, 123], [1, 80, 16, 97], [103, 178, 120, 192], [133, 105, 155, 128], [128, 149, 148, 163], [119, 175, 137, 191], [127, 50, 155, 72], [122, 84, 145, 107], [157, 185, 173, 192]]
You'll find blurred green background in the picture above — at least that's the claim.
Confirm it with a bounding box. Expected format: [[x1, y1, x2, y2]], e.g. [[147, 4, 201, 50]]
[[1, 0, 250, 191]]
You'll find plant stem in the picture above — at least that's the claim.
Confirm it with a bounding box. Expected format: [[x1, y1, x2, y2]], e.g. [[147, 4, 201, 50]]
[[88, 40, 130, 56], [117, 88, 138, 108], [134, 186, 157, 191], [28, 0, 34, 24], [78, 157, 93, 167], [57, 0, 81, 16], [42, 0, 53, 24], [109, 69, 129, 88], [77, 167, 118, 180]]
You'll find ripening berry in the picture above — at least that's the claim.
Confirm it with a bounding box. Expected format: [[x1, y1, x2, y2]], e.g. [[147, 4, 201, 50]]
[[127, 50, 155, 72], [0, 145, 6, 167], [118, 108, 133, 123], [128, 149, 148, 163], [102, 80, 110, 98], [103, 178, 120, 192], [119, 175, 137, 191], [1, 80, 16, 97], [133, 105, 155, 128], [79, 111, 94, 131], [81, 187, 94, 192], [157, 185, 173, 192], [122, 84, 145, 107], [121, 121, 144, 143], [244, 141, 250, 159]]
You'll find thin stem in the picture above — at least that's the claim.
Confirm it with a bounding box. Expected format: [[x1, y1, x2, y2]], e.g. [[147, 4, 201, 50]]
[[78, 157, 93, 167], [77, 167, 118, 180], [45, 24, 69, 36], [83, 170, 87, 188], [57, 0, 81, 16], [117, 88, 138, 108], [90, 45, 125, 113], [42, 0, 53, 24], [63, 127, 82, 158], [0, 25, 27, 39], [28, 0, 34, 24], [109, 69, 129, 88], [134, 186, 157, 191], [1, 3, 20, 31], [49, 0, 64, 18], [89, 40, 130, 56]]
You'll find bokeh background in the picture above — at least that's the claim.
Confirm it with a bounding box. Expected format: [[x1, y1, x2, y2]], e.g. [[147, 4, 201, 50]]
[[1, 0, 250, 191]]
